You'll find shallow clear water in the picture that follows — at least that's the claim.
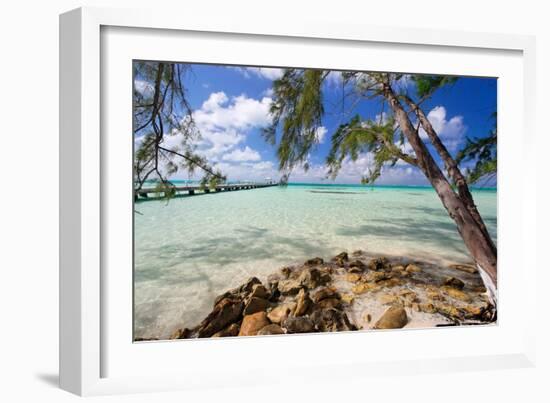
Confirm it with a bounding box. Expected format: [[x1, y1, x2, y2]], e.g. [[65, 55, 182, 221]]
[[134, 184, 497, 339]]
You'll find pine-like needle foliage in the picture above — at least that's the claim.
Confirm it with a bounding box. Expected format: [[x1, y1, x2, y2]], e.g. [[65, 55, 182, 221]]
[[263, 69, 325, 172], [456, 112, 497, 184], [265, 70, 425, 184], [133, 61, 225, 198], [412, 75, 458, 98]]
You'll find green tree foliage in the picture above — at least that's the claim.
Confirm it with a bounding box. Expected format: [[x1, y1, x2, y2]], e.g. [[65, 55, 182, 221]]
[[265, 70, 446, 184], [411, 75, 458, 98], [133, 61, 225, 198], [263, 69, 325, 172], [265, 69, 498, 292], [456, 112, 497, 184]]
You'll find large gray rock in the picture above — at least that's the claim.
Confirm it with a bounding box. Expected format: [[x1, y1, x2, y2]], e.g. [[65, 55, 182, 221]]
[[282, 316, 315, 333], [257, 324, 285, 335], [310, 308, 356, 332]]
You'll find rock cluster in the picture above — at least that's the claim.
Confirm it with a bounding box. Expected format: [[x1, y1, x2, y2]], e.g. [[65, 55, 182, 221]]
[[168, 251, 496, 340], [171, 256, 359, 339]]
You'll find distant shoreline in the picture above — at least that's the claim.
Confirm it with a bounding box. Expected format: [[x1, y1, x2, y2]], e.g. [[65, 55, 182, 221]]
[[140, 179, 497, 192]]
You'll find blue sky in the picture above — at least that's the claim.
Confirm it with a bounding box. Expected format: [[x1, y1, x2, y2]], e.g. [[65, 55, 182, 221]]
[[136, 64, 497, 186]]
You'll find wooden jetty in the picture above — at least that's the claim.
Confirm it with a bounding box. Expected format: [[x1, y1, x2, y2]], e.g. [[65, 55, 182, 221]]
[[135, 182, 278, 200]]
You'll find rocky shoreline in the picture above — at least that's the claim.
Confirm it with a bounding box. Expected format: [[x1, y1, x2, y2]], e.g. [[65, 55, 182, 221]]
[[136, 250, 496, 341]]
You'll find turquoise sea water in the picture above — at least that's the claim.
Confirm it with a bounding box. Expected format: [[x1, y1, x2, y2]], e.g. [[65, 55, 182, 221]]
[[134, 183, 497, 339]]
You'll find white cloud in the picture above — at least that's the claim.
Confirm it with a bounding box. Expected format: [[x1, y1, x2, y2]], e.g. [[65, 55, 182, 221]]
[[158, 91, 275, 181], [418, 106, 466, 151], [194, 92, 272, 131], [231, 67, 284, 80], [222, 146, 261, 162], [393, 74, 413, 91], [200, 91, 228, 112], [134, 79, 153, 97], [185, 91, 273, 163], [315, 126, 328, 144], [199, 128, 245, 159], [283, 151, 428, 185], [209, 160, 277, 181], [325, 71, 343, 87], [262, 87, 274, 97]]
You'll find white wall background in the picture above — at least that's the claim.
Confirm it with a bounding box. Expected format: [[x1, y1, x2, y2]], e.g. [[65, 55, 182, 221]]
[[0, 1, 547, 401]]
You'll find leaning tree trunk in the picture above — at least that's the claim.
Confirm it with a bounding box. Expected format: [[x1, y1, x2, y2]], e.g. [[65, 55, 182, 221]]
[[382, 84, 497, 305], [403, 95, 496, 254]]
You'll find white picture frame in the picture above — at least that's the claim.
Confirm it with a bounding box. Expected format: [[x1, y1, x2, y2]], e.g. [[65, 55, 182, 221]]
[[60, 6, 537, 396]]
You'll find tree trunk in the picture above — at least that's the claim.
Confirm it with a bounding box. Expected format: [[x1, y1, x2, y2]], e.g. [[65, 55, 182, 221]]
[[382, 83, 497, 302], [403, 96, 496, 255]]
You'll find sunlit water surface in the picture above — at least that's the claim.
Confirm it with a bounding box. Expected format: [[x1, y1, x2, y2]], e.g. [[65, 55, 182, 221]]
[[134, 184, 497, 339]]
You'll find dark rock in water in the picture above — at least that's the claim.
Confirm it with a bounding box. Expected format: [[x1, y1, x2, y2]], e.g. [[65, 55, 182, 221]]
[[267, 303, 296, 324], [405, 264, 422, 273], [257, 324, 285, 335], [198, 298, 244, 337], [434, 302, 463, 321], [239, 311, 270, 336], [310, 308, 356, 332], [243, 297, 270, 315], [170, 327, 194, 339], [332, 252, 349, 267], [278, 278, 303, 295], [298, 267, 325, 289], [418, 303, 436, 314], [334, 251, 349, 261], [212, 323, 240, 337], [305, 257, 324, 266], [311, 287, 340, 303], [315, 298, 342, 310], [266, 274, 281, 300], [364, 270, 392, 283], [374, 306, 408, 329], [449, 263, 477, 274], [213, 291, 233, 307], [461, 304, 485, 320], [368, 257, 390, 271], [283, 316, 315, 333], [267, 273, 280, 286], [294, 289, 312, 316], [280, 267, 292, 278], [443, 276, 465, 290], [348, 260, 367, 273], [239, 277, 262, 294]]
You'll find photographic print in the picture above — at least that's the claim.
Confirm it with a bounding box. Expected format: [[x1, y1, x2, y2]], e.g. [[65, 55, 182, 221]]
[[133, 62, 497, 341]]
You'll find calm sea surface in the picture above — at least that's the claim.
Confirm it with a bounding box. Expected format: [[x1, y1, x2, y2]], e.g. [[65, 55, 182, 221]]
[[134, 183, 497, 339]]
